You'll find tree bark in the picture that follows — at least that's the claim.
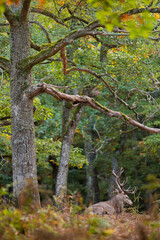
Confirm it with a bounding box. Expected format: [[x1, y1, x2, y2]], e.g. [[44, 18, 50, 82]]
[[93, 167, 100, 203], [85, 141, 94, 205], [9, 14, 40, 207], [55, 101, 85, 197], [85, 131, 100, 205], [100, 43, 108, 63], [108, 156, 118, 198]]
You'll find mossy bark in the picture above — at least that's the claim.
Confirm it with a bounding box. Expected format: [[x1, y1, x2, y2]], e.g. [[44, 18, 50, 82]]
[[10, 20, 40, 208]]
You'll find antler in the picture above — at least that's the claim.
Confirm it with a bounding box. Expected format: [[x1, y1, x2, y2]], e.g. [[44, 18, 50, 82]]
[[123, 185, 137, 195], [112, 167, 136, 194]]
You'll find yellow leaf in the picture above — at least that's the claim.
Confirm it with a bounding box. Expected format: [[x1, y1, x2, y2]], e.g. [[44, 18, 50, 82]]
[[102, 228, 115, 236], [75, 128, 80, 133]]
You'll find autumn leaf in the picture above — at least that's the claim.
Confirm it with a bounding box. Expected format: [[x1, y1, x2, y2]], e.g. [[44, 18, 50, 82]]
[[38, 0, 46, 8], [6, 0, 46, 7], [7, 0, 21, 5], [136, 15, 144, 24], [120, 14, 133, 21], [154, 13, 159, 19]]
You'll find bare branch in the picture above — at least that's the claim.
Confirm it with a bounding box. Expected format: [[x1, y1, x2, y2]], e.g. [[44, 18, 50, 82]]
[[120, 7, 160, 20], [0, 120, 11, 127], [20, 0, 31, 21], [148, 1, 154, 7], [30, 21, 51, 43], [30, 40, 41, 51], [25, 82, 160, 134], [0, 116, 11, 121], [64, 15, 89, 24], [149, 37, 160, 41], [53, 0, 59, 14], [0, 23, 9, 26], [63, 1, 89, 24], [66, 67, 139, 119], [30, 8, 68, 28], [90, 31, 129, 37], [69, 0, 84, 14], [0, 57, 10, 73], [92, 30, 160, 41], [0, 152, 8, 171]]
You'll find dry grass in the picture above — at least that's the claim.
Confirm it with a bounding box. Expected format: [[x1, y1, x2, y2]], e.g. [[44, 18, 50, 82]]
[[0, 200, 159, 240]]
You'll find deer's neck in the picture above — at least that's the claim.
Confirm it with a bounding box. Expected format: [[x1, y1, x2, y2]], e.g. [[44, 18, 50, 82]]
[[109, 195, 124, 213]]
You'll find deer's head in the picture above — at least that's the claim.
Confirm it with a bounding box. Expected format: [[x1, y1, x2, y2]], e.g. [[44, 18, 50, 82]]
[[116, 192, 133, 206], [112, 168, 136, 207]]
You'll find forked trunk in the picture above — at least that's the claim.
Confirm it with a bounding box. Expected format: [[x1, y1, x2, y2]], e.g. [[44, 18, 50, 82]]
[[55, 101, 85, 197]]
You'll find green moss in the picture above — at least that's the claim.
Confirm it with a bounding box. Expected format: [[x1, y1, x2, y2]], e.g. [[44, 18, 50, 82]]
[[0, 56, 9, 62], [93, 99, 110, 112], [18, 40, 61, 69], [121, 112, 129, 121], [19, 22, 99, 70]]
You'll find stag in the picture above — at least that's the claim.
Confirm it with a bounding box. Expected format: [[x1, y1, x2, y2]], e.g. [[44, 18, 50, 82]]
[[87, 168, 136, 215]]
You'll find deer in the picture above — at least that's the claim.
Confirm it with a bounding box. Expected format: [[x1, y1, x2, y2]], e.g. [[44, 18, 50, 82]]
[[86, 168, 136, 215]]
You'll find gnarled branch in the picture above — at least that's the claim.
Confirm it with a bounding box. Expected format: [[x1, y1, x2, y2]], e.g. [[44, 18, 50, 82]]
[[66, 67, 139, 118], [19, 20, 101, 69], [25, 82, 160, 134]]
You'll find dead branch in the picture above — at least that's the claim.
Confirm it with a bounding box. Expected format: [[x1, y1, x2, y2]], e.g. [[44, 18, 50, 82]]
[[66, 67, 139, 119], [30, 21, 51, 43], [25, 82, 160, 134]]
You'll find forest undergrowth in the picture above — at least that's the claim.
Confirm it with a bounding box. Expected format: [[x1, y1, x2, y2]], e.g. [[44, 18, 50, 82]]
[[0, 194, 159, 240]]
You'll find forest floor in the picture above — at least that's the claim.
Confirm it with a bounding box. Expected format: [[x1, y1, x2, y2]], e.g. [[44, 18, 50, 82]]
[[0, 202, 159, 240]]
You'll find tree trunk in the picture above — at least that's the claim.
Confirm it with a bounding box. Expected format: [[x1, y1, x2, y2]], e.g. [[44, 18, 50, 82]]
[[93, 167, 100, 203], [108, 156, 118, 198], [55, 101, 85, 197], [85, 137, 100, 205], [10, 20, 40, 207], [85, 141, 94, 205]]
